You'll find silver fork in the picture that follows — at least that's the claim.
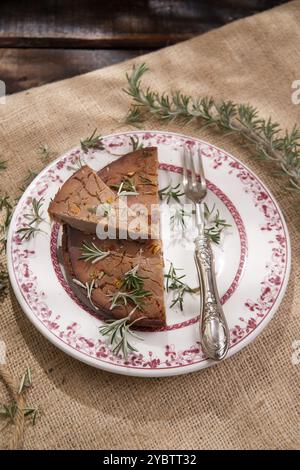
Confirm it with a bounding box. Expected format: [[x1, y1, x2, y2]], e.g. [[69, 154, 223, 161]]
[[182, 146, 230, 361]]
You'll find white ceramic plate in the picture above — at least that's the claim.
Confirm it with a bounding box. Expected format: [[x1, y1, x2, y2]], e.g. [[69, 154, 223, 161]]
[[7, 131, 291, 377]]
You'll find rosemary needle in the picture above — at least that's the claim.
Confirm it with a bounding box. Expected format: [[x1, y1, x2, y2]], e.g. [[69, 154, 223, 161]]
[[158, 183, 184, 203], [164, 262, 193, 311], [17, 197, 45, 241], [111, 176, 139, 196], [79, 241, 110, 264], [72, 278, 99, 310], [80, 129, 104, 153], [99, 310, 145, 360]]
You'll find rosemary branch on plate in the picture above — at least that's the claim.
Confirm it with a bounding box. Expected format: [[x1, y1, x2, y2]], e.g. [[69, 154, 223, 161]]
[[72, 278, 99, 310], [24, 197, 44, 225], [124, 63, 300, 193], [129, 135, 144, 151], [79, 241, 111, 264], [109, 288, 151, 311], [99, 311, 144, 360], [122, 265, 146, 291], [158, 183, 184, 203], [100, 266, 150, 358], [204, 203, 231, 244], [108, 264, 151, 311], [164, 262, 193, 311], [170, 206, 191, 229], [16, 225, 43, 241], [80, 128, 104, 153], [17, 197, 45, 241], [139, 174, 155, 186], [162, 181, 231, 243], [66, 154, 85, 172], [111, 176, 139, 196]]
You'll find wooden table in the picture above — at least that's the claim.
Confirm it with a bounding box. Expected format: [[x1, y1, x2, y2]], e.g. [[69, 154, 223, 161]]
[[0, 0, 287, 94]]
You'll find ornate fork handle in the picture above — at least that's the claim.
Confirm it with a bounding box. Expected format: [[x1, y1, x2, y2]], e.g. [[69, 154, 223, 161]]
[[195, 233, 230, 361]]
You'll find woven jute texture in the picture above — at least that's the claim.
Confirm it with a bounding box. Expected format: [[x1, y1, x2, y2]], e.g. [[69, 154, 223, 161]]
[[0, 1, 300, 450]]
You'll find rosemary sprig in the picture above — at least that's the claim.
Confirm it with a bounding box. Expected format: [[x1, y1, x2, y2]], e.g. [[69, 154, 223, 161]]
[[79, 241, 110, 264], [111, 176, 139, 196], [122, 265, 146, 291], [24, 197, 44, 225], [37, 144, 56, 164], [170, 207, 191, 229], [168, 203, 231, 243], [0, 402, 18, 422], [129, 135, 144, 151], [0, 160, 7, 171], [17, 197, 45, 241], [158, 183, 184, 203], [100, 266, 149, 358], [72, 278, 99, 310], [0, 264, 8, 300], [124, 64, 300, 193], [18, 367, 32, 394], [24, 407, 39, 426], [0, 195, 13, 212], [204, 203, 231, 244], [0, 195, 13, 252], [80, 129, 104, 153], [164, 263, 193, 311], [0, 403, 39, 426], [99, 311, 144, 360], [17, 225, 43, 241], [125, 106, 144, 126], [0, 367, 39, 427], [66, 154, 84, 172], [109, 288, 151, 311], [139, 174, 155, 186]]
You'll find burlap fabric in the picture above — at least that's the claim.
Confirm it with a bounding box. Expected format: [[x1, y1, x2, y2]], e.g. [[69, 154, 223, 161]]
[[0, 1, 299, 450]]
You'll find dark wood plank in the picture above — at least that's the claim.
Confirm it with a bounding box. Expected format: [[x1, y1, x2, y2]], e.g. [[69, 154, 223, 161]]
[[0, 48, 152, 94], [0, 0, 287, 49]]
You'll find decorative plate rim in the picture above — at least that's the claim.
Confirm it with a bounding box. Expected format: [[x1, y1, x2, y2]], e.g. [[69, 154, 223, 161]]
[[7, 130, 291, 377]]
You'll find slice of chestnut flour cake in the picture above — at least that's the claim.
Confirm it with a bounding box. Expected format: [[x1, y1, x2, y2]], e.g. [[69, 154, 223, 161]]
[[48, 165, 156, 240], [98, 147, 160, 221], [62, 226, 166, 327]]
